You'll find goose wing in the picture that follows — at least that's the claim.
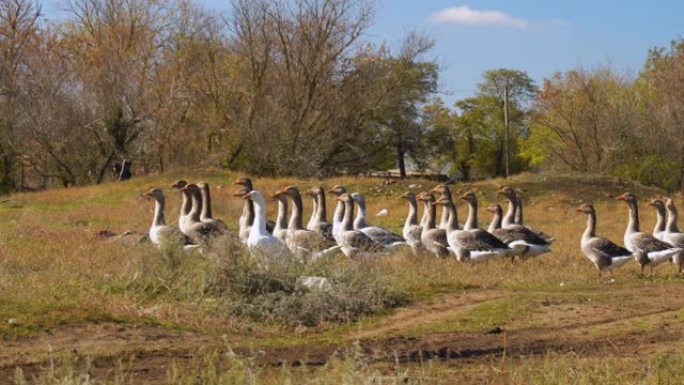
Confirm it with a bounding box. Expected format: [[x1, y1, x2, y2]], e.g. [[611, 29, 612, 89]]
[[360, 226, 405, 245], [588, 237, 631, 257], [631, 232, 675, 252], [496, 225, 548, 246], [665, 232, 684, 248], [454, 229, 509, 251]]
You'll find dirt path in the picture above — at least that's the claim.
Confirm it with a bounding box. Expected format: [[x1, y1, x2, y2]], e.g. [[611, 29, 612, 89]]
[[3, 284, 684, 383]]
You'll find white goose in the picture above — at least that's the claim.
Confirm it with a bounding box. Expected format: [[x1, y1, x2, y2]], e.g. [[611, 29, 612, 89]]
[[242, 190, 293, 263], [350, 192, 405, 246], [663, 198, 684, 273], [577, 204, 633, 276], [328, 184, 347, 243], [400, 191, 423, 255], [271, 191, 289, 243], [435, 196, 517, 263], [170, 180, 190, 233], [142, 188, 196, 252], [616, 192, 682, 274]]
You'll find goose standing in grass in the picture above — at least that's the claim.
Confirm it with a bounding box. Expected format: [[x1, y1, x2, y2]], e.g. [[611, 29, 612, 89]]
[[435, 196, 517, 263], [400, 191, 424, 254], [328, 185, 347, 243], [231, 177, 274, 242], [306, 190, 318, 231], [350, 192, 405, 246], [662, 198, 684, 273], [577, 204, 633, 277], [272, 191, 289, 243], [308, 186, 335, 242], [460, 191, 528, 259], [648, 199, 667, 241], [171, 180, 190, 233], [335, 193, 382, 258], [496, 186, 551, 259], [142, 188, 196, 252], [616, 192, 682, 274], [197, 182, 227, 230], [181, 184, 227, 243], [242, 190, 293, 263], [433, 184, 453, 230], [416, 192, 450, 258], [278, 186, 340, 260]]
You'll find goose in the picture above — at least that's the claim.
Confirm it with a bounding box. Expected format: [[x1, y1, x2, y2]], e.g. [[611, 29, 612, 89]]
[[308, 186, 334, 242], [277, 186, 340, 260], [306, 190, 318, 231], [433, 184, 453, 230], [496, 187, 551, 258], [232, 188, 253, 243], [459, 191, 528, 259], [181, 184, 227, 243], [664, 198, 684, 273], [170, 180, 190, 233], [577, 204, 633, 276], [197, 182, 227, 230], [231, 177, 275, 237], [335, 193, 382, 258], [350, 192, 405, 246], [241, 190, 293, 263], [400, 191, 423, 254], [647, 199, 667, 241], [142, 188, 197, 252], [616, 192, 682, 274], [328, 184, 347, 243], [271, 191, 289, 243], [415, 192, 449, 258], [435, 196, 517, 263]]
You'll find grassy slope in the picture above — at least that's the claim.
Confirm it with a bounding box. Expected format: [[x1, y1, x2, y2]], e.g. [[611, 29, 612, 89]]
[[0, 170, 677, 342]]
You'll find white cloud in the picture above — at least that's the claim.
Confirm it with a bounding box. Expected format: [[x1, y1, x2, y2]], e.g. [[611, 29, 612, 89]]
[[429, 5, 528, 29]]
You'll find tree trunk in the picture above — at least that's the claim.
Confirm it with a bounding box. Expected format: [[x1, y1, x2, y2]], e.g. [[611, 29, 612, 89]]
[[397, 142, 407, 179]]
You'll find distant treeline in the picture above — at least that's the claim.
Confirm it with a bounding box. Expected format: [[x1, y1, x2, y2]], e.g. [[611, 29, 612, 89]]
[[0, 0, 682, 192]]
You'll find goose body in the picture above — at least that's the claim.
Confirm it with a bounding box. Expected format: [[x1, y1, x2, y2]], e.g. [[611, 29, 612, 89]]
[[182, 184, 227, 243], [336, 194, 382, 258], [496, 187, 551, 259], [243, 190, 293, 263], [143, 188, 196, 252], [197, 182, 227, 229], [617, 192, 682, 273], [351, 192, 405, 246], [577, 204, 632, 276]]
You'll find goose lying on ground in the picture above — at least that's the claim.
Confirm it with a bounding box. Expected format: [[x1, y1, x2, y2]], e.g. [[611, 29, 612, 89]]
[[496, 186, 551, 259], [416, 192, 449, 258], [350, 192, 405, 247], [143, 188, 197, 252], [242, 190, 293, 263], [577, 204, 633, 277], [436, 196, 517, 263], [616, 192, 682, 274], [400, 191, 424, 255]]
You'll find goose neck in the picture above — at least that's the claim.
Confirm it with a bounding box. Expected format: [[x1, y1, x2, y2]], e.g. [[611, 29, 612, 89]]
[[341, 199, 355, 231], [502, 197, 516, 227], [200, 186, 212, 220], [583, 210, 596, 239], [288, 191, 305, 230], [653, 205, 666, 234], [316, 192, 328, 223], [488, 208, 502, 232], [153, 197, 166, 227], [667, 205, 680, 233], [464, 199, 478, 230]]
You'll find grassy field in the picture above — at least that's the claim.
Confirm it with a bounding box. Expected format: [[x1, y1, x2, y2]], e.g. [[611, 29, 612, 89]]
[[2, 170, 684, 384]]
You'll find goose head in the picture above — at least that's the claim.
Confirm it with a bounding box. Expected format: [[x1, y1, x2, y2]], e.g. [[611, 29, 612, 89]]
[[350, 192, 365, 205], [647, 198, 665, 210], [231, 177, 253, 190], [459, 191, 477, 204], [310, 186, 324, 197], [496, 186, 517, 200], [170, 180, 187, 189], [329, 184, 346, 196], [401, 191, 417, 201], [272, 188, 288, 202], [576, 203, 594, 215], [433, 196, 451, 207], [277, 185, 301, 198], [335, 193, 353, 204], [430, 184, 451, 197], [615, 192, 637, 204], [180, 183, 201, 197], [485, 203, 502, 215], [416, 192, 435, 203], [666, 198, 678, 211], [231, 188, 249, 198], [143, 188, 164, 202]]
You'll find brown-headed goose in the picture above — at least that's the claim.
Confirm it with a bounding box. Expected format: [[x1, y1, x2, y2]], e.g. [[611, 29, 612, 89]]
[[271, 191, 289, 243], [328, 184, 347, 242], [577, 204, 632, 276], [278, 186, 340, 260], [197, 182, 227, 230], [181, 184, 227, 243], [350, 192, 405, 247], [496, 187, 551, 258], [400, 191, 423, 254], [415, 192, 450, 258], [433, 184, 453, 230], [231, 177, 275, 238], [664, 198, 684, 273], [308, 186, 335, 242], [460, 191, 528, 259], [241, 190, 293, 262], [616, 192, 682, 274], [647, 199, 667, 241], [142, 188, 197, 252], [436, 196, 519, 263], [171, 180, 190, 233], [335, 193, 382, 258]]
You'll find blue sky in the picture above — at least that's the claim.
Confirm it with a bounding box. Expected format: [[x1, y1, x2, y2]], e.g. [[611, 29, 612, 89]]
[[42, 0, 684, 105]]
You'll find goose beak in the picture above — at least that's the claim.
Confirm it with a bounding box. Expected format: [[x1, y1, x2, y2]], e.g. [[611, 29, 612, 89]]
[[459, 193, 470, 201], [615, 193, 627, 201], [496, 188, 506, 195], [647, 200, 656, 207], [231, 189, 245, 197], [231, 179, 243, 186], [400, 192, 409, 199]]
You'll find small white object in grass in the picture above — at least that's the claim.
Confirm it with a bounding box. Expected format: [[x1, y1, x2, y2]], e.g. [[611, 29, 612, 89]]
[[408, 184, 422, 189], [297, 276, 331, 291], [559, 281, 565, 287], [610, 278, 616, 283], [8, 318, 17, 326], [375, 208, 388, 217]]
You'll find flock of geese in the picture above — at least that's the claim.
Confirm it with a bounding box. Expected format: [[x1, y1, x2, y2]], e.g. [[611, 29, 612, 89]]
[[141, 177, 684, 277]]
